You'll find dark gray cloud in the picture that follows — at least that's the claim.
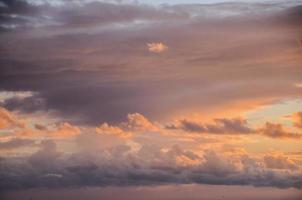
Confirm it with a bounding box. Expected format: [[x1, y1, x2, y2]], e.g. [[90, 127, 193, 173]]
[[176, 119, 207, 132], [0, 138, 301, 191], [0, 94, 46, 113], [0, 0, 39, 15], [260, 122, 302, 139], [167, 118, 253, 134], [166, 117, 302, 139], [0, 0, 186, 31], [0, 0, 301, 125], [0, 0, 47, 30]]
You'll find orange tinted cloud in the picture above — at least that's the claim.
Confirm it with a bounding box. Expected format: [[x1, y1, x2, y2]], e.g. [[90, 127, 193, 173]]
[[0, 107, 24, 129], [147, 42, 168, 53], [124, 113, 157, 131], [0, 108, 81, 140], [96, 123, 132, 138], [166, 113, 302, 140], [51, 122, 81, 138], [13, 122, 81, 139], [292, 112, 302, 129]]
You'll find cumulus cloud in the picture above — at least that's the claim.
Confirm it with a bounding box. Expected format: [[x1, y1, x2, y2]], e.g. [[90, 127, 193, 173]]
[[51, 122, 81, 138], [147, 43, 168, 53], [166, 116, 302, 139], [95, 113, 158, 138], [0, 139, 301, 190], [260, 122, 302, 139], [123, 113, 157, 131], [0, 107, 81, 140], [2, 106, 302, 142], [0, 109, 302, 190], [96, 122, 132, 138], [167, 117, 253, 135]]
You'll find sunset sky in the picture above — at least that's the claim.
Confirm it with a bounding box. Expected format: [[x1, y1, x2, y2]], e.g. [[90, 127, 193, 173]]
[[0, 0, 302, 199]]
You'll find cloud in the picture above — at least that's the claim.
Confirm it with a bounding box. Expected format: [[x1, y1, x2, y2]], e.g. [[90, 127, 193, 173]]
[[0, 1, 302, 192], [96, 113, 157, 138], [166, 116, 302, 139], [0, 91, 34, 102], [292, 112, 302, 129], [1, 94, 47, 113], [96, 122, 131, 138], [174, 119, 206, 132], [0, 0, 185, 30], [51, 122, 81, 138], [260, 122, 302, 139], [0, 139, 301, 190], [0, 1, 301, 124], [264, 153, 299, 170], [147, 43, 168, 53], [2, 106, 302, 142], [168, 117, 253, 135], [27, 140, 62, 172], [123, 113, 157, 131], [0, 110, 302, 190], [207, 118, 253, 134], [0, 107, 24, 129], [0, 107, 81, 140]]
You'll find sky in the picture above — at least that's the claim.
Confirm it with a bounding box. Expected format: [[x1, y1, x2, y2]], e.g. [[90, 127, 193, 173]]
[[0, 0, 302, 199]]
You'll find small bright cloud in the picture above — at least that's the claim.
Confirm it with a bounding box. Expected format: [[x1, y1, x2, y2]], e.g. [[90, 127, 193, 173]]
[[147, 42, 168, 53]]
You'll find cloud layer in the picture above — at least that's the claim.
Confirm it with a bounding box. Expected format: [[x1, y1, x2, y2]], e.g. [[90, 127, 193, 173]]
[[0, 0, 301, 124], [1, 137, 301, 190], [0, 107, 302, 190], [0, 0, 302, 192]]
